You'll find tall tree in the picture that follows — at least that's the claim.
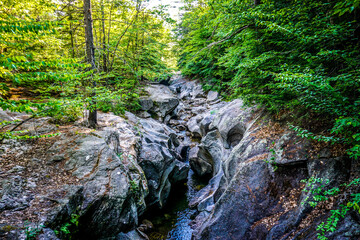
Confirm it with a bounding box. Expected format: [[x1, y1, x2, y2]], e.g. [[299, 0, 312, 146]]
[[83, 0, 97, 127]]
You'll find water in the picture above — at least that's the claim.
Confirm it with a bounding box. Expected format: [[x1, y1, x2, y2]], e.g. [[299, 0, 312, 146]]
[[143, 170, 207, 240]]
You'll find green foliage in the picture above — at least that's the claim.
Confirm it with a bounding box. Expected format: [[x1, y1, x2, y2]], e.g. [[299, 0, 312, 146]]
[[24, 221, 43, 240], [289, 125, 342, 144], [130, 179, 140, 195], [264, 146, 278, 171], [54, 214, 79, 240], [177, 0, 360, 160], [301, 177, 360, 239], [0, 0, 174, 132]]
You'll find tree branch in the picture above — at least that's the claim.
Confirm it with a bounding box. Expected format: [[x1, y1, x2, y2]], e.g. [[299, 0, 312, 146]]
[[189, 25, 251, 62]]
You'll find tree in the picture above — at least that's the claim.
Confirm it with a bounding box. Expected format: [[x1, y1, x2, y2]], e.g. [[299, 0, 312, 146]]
[[83, 0, 97, 128]]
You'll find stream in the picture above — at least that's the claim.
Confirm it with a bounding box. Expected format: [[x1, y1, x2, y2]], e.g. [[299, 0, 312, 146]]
[[142, 170, 198, 240], [139, 77, 213, 240], [142, 169, 208, 240]]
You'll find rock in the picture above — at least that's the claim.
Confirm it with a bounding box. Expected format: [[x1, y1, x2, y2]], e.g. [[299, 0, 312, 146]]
[[138, 118, 188, 208], [189, 146, 212, 178], [116, 230, 149, 240], [139, 99, 153, 111], [210, 99, 254, 149], [207, 91, 219, 102], [38, 228, 60, 240], [187, 115, 203, 138], [140, 85, 179, 121], [0, 176, 32, 212], [47, 154, 65, 164], [0, 110, 14, 121], [188, 95, 355, 240], [199, 114, 215, 137], [170, 160, 189, 182], [272, 132, 311, 165], [17, 113, 150, 239], [138, 111, 152, 119]]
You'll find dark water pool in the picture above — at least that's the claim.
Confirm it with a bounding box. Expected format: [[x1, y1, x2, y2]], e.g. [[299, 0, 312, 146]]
[[142, 170, 207, 240]]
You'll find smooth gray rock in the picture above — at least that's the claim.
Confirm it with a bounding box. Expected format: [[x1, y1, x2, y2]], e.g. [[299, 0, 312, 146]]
[[140, 85, 179, 120], [187, 115, 203, 138], [189, 146, 212, 177], [135, 117, 189, 208], [210, 99, 254, 149], [207, 91, 219, 102]]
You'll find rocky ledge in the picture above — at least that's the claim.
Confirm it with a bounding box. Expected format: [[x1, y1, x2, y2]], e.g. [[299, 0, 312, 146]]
[[0, 105, 188, 239]]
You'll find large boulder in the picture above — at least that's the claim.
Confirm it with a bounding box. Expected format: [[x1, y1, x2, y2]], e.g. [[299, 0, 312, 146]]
[[139, 85, 179, 122], [42, 113, 148, 239]]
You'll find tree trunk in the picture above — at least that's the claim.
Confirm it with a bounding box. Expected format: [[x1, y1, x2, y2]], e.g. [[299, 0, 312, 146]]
[[83, 0, 97, 128], [101, 0, 107, 72]]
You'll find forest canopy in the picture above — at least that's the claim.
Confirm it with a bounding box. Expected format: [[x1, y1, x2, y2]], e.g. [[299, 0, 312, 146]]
[[0, 0, 174, 126]]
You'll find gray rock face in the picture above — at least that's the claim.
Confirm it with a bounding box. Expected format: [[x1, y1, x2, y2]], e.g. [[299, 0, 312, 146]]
[[40, 114, 148, 239], [189, 146, 212, 177], [187, 96, 359, 240]]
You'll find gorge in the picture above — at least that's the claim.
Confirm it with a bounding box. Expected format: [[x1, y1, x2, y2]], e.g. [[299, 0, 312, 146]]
[[1, 75, 359, 240]]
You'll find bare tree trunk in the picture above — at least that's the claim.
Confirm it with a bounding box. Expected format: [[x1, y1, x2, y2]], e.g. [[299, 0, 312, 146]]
[[101, 0, 107, 72], [70, 16, 75, 58], [83, 0, 97, 128]]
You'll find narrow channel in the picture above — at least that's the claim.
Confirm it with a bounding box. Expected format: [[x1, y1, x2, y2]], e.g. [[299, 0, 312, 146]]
[[142, 168, 207, 240]]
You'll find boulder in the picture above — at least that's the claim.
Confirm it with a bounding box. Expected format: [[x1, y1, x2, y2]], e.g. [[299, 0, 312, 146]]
[[187, 115, 203, 138], [139, 85, 179, 121], [189, 146, 212, 177], [206, 91, 219, 102]]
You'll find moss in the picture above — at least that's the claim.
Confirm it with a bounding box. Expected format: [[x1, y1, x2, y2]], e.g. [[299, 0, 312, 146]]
[[1, 225, 18, 232]]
